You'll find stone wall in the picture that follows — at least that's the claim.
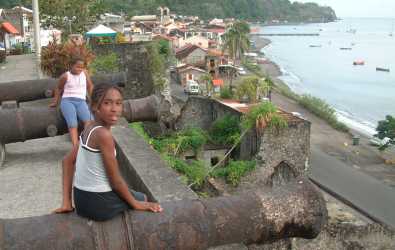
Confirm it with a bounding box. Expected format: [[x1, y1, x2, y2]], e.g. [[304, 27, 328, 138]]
[[257, 118, 310, 184], [174, 96, 214, 131], [174, 96, 310, 169], [91, 42, 154, 99]]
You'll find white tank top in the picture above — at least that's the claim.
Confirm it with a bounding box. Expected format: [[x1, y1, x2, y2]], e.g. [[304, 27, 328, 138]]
[[62, 71, 87, 100], [74, 126, 113, 192]]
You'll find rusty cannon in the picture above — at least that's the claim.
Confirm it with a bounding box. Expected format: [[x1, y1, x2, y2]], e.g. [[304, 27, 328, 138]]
[[0, 95, 169, 166], [0, 72, 127, 104], [0, 178, 327, 250]]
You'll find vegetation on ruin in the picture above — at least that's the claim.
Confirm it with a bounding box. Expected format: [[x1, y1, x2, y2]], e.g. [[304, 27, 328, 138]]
[[145, 40, 171, 90], [209, 115, 241, 145], [211, 160, 256, 186], [89, 52, 120, 75], [242, 101, 288, 134], [220, 86, 234, 99], [235, 76, 271, 103]]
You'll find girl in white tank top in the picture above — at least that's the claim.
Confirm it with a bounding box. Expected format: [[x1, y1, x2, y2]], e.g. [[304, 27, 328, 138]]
[[54, 83, 163, 221]]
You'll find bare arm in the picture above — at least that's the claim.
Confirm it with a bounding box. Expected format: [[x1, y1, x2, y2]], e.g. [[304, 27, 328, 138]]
[[97, 129, 162, 213], [53, 143, 79, 213], [85, 70, 93, 99], [49, 73, 67, 107]]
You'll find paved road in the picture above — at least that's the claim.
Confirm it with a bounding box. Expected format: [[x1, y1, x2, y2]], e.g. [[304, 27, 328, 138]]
[[0, 54, 43, 83], [169, 71, 188, 102], [310, 147, 395, 229]]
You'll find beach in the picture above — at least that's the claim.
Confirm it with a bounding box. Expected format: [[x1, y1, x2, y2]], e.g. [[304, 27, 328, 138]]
[[250, 35, 395, 188]]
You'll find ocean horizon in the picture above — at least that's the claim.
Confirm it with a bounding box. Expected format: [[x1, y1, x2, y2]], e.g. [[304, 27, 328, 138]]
[[258, 18, 395, 137]]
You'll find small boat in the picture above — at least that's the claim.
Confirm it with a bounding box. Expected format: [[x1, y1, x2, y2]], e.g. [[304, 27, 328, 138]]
[[340, 47, 352, 50], [353, 60, 365, 66], [376, 67, 390, 72], [309, 45, 322, 48]]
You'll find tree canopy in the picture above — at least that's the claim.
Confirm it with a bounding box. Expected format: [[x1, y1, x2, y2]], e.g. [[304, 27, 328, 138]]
[[2, 0, 337, 23]]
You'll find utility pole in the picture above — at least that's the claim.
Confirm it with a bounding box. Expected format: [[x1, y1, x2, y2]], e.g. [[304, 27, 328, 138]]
[[32, 0, 42, 78]]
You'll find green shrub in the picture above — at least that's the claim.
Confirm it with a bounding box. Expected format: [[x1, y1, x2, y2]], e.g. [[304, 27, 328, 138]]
[[211, 160, 256, 186], [164, 155, 209, 189], [89, 52, 119, 75], [130, 122, 151, 142], [209, 115, 241, 145], [0, 50, 5, 63], [220, 86, 234, 99], [299, 94, 348, 132], [243, 60, 264, 78], [153, 128, 207, 155], [242, 101, 288, 132], [145, 41, 166, 90]]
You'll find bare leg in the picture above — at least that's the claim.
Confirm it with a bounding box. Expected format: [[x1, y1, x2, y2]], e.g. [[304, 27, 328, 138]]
[[69, 127, 79, 147]]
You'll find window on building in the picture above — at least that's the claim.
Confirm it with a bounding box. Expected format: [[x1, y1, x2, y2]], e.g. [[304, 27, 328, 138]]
[[210, 59, 215, 67]]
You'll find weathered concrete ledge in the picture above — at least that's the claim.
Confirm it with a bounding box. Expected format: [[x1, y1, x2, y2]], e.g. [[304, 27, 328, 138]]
[[113, 122, 198, 202]]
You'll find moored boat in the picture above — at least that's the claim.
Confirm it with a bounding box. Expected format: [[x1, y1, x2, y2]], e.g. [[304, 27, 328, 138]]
[[376, 67, 390, 72], [353, 60, 365, 66]]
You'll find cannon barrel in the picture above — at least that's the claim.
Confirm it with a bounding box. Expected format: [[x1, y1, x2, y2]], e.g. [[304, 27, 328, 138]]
[[0, 95, 161, 145], [0, 178, 327, 250], [0, 72, 127, 104]]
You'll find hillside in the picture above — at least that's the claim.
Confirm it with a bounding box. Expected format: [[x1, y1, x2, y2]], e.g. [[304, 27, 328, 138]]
[[105, 0, 336, 22], [1, 0, 337, 23]]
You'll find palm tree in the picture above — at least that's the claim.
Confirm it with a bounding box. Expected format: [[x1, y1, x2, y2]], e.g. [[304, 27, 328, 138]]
[[222, 21, 251, 65], [236, 76, 270, 103], [222, 21, 251, 92]]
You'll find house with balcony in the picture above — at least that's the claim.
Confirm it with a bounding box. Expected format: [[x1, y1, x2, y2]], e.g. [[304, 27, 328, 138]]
[[0, 6, 33, 45], [176, 64, 207, 87], [206, 49, 228, 78], [0, 21, 19, 52]]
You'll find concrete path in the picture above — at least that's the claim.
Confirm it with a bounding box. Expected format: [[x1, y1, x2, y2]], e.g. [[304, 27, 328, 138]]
[[0, 54, 42, 83], [310, 147, 395, 229], [0, 135, 69, 219]]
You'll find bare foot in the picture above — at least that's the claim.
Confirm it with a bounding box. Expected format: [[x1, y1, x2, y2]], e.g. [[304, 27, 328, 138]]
[[53, 206, 74, 214]]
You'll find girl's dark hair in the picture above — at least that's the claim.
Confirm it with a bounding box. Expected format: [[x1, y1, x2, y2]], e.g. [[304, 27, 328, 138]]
[[91, 83, 123, 109], [69, 56, 85, 67]]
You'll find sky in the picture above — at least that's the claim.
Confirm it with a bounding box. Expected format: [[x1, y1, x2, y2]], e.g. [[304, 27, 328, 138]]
[[293, 0, 395, 18]]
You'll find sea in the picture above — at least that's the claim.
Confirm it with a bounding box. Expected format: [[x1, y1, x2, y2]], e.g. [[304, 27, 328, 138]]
[[257, 18, 395, 137]]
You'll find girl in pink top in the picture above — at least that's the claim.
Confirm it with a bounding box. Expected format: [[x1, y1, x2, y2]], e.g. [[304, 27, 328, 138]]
[[50, 57, 94, 146]]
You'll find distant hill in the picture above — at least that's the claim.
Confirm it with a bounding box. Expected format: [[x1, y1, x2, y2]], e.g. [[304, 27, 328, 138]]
[[1, 0, 337, 23], [104, 0, 337, 22]]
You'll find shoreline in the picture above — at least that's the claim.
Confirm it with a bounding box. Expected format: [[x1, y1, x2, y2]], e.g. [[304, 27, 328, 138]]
[[251, 35, 377, 138], [249, 34, 395, 186]]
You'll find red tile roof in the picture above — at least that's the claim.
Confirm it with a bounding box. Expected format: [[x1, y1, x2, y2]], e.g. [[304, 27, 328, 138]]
[[206, 28, 225, 34], [1, 22, 19, 34], [175, 44, 207, 60], [212, 79, 224, 86]]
